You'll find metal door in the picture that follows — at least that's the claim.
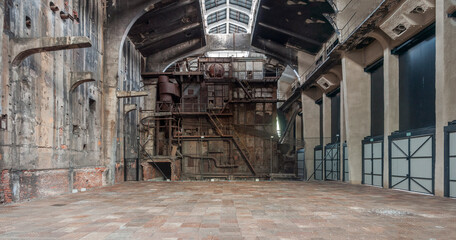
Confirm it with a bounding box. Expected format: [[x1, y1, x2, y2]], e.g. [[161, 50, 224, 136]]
[[297, 149, 305, 180], [389, 129, 434, 194], [314, 146, 323, 180], [325, 143, 340, 181], [445, 123, 456, 198], [363, 138, 383, 187], [343, 143, 349, 182]]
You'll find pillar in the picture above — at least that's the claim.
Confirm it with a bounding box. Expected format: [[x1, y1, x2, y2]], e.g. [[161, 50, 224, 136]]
[[435, 0, 456, 197], [342, 52, 371, 185], [301, 93, 320, 179], [382, 47, 400, 188]]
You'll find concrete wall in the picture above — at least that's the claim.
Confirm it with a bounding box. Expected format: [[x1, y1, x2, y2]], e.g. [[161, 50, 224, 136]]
[[301, 93, 320, 179], [335, 0, 384, 42], [342, 53, 371, 185], [116, 39, 144, 183], [435, 0, 456, 196], [294, 0, 456, 198], [0, 0, 144, 203]]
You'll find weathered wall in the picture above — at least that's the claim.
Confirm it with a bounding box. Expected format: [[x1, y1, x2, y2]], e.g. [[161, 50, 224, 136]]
[[435, 0, 456, 196], [0, 0, 107, 203], [116, 38, 144, 182], [335, 0, 385, 42]]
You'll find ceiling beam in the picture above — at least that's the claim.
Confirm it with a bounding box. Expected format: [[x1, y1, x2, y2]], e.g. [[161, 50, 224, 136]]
[[257, 22, 322, 46], [136, 22, 202, 49]]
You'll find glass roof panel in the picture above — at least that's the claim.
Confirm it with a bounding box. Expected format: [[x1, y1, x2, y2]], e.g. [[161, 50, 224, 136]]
[[229, 0, 252, 10], [205, 0, 227, 10]]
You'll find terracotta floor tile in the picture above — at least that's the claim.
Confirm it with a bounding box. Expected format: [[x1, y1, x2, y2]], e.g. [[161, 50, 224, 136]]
[[0, 181, 455, 239]]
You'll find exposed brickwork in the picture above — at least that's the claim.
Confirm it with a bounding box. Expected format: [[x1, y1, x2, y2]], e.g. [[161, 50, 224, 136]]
[[19, 169, 69, 201], [72, 167, 106, 190], [0, 170, 12, 204], [1, 168, 109, 204], [141, 163, 154, 181]]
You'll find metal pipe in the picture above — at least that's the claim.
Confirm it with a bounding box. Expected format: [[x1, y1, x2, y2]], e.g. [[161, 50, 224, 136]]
[[136, 135, 140, 181]]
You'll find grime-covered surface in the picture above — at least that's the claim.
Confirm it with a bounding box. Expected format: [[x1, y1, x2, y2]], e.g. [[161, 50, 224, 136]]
[[140, 57, 285, 180], [0, 0, 106, 203], [0, 0, 144, 203], [0, 181, 455, 239]]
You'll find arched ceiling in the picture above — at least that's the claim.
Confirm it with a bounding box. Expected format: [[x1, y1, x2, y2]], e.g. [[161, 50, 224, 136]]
[[127, 0, 206, 57], [127, 0, 336, 68], [202, 0, 259, 34], [252, 0, 336, 65]]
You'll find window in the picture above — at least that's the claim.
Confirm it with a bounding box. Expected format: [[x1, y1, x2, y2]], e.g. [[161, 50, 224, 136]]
[[209, 24, 227, 34], [229, 9, 249, 24], [229, 23, 247, 33], [205, 0, 227, 10], [230, 0, 253, 10], [207, 9, 227, 25]]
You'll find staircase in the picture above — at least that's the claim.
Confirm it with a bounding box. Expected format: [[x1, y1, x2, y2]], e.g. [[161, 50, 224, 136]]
[[206, 111, 256, 175], [235, 78, 253, 99]]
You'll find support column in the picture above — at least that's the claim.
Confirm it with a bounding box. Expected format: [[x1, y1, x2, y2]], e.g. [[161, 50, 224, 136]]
[[340, 82, 346, 179], [435, 0, 456, 197], [301, 93, 320, 179], [383, 48, 399, 188], [322, 94, 332, 147], [342, 53, 371, 185]]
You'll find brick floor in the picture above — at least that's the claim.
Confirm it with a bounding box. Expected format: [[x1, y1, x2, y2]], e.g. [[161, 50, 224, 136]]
[[0, 181, 455, 239]]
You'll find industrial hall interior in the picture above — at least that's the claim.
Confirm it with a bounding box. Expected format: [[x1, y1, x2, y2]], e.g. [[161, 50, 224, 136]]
[[0, 0, 455, 239]]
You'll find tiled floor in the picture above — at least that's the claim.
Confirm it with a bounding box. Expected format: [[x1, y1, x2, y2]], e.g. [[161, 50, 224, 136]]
[[0, 181, 455, 240]]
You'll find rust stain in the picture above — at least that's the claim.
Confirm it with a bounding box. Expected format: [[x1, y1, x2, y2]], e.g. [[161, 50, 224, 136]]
[[61, 145, 67, 149]]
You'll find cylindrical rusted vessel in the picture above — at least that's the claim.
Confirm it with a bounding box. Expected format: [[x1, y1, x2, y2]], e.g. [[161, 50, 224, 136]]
[[158, 76, 174, 103], [207, 63, 225, 78]]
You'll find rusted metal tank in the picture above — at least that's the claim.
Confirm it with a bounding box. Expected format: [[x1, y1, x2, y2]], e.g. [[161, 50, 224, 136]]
[[158, 75, 180, 103], [207, 63, 225, 78]]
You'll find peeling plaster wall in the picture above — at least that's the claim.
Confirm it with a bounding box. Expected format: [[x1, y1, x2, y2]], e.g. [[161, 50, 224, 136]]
[[0, 0, 106, 203]]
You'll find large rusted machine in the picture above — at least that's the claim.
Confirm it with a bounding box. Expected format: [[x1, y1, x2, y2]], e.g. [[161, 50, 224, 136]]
[[139, 56, 289, 180]]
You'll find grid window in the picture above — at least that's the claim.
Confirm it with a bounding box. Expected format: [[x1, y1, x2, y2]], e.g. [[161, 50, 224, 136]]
[[230, 0, 252, 10], [205, 0, 227, 10], [229, 23, 247, 33], [229, 9, 249, 25], [209, 24, 227, 34], [207, 9, 227, 25]]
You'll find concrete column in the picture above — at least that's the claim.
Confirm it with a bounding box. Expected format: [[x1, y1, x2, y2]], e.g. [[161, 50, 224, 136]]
[[340, 82, 346, 179], [322, 94, 332, 146], [342, 53, 371, 185], [435, 0, 456, 197], [301, 93, 320, 179], [383, 48, 400, 188], [322, 94, 331, 180]]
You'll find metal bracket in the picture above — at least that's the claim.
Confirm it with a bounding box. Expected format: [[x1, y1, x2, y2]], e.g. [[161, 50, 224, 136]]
[[116, 91, 149, 99], [69, 72, 96, 92], [124, 104, 137, 114], [11, 36, 92, 67]]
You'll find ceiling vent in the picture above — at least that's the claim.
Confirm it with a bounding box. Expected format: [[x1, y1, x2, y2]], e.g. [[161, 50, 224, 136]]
[[317, 76, 334, 90], [380, 0, 435, 40], [392, 24, 407, 36]]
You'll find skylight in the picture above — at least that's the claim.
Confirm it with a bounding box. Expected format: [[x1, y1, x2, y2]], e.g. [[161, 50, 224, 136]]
[[201, 0, 258, 34]]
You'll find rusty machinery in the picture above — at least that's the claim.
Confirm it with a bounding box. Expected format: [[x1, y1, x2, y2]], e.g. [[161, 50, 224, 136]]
[[140, 57, 292, 181]]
